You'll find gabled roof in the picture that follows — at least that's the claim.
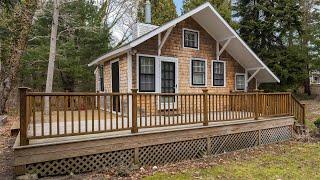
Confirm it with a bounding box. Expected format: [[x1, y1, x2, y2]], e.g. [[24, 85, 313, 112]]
[[88, 2, 279, 83]]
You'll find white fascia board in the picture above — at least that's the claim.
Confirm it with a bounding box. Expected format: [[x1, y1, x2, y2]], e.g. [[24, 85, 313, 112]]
[[88, 45, 131, 66], [205, 5, 280, 83]]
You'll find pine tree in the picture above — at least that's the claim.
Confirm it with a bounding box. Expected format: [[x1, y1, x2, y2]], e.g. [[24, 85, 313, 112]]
[[137, 0, 178, 26], [235, 0, 307, 91], [182, 0, 232, 23]]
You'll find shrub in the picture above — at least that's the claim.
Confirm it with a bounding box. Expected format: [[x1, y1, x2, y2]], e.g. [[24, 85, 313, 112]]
[[314, 118, 320, 128]]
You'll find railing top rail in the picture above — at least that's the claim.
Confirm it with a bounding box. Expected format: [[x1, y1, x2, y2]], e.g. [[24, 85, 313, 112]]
[[26, 92, 132, 96], [26, 91, 292, 96]]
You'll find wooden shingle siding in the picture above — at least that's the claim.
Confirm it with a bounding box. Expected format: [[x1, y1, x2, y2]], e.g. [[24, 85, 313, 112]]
[[102, 17, 256, 93]]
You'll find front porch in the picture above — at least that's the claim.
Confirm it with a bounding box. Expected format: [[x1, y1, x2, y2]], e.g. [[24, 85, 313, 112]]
[[13, 88, 305, 177]]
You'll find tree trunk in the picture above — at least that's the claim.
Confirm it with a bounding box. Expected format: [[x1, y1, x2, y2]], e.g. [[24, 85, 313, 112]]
[[0, 0, 38, 115], [44, 0, 59, 113]]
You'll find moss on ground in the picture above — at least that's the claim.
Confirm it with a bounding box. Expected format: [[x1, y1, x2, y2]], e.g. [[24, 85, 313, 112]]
[[145, 142, 320, 180]]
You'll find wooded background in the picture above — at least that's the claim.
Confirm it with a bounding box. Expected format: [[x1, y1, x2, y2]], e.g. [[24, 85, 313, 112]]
[[0, 0, 320, 114]]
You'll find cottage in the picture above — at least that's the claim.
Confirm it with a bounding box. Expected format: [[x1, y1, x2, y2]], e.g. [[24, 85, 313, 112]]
[[14, 2, 305, 178], [90, 2, 279, 95]]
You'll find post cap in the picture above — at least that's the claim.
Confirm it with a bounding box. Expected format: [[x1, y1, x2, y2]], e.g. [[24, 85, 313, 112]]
[[202, 89, 208, 93]]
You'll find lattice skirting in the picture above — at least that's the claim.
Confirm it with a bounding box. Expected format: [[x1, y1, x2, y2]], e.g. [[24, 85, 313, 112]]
[[26, 125, 292, 177]]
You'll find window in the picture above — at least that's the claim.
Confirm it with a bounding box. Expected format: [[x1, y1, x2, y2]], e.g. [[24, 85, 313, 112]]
[[235, 74, 245, 91], [139, 56, 155, 92], [183, 29, 199, 49], [191, 59, 206, 86], [99, 65, 104, 91], [212, 61, 225, 86]]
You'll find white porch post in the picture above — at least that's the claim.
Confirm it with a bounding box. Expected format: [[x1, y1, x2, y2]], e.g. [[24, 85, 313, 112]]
[[127, 51, 133, 125], [245, 69, 248, 92]]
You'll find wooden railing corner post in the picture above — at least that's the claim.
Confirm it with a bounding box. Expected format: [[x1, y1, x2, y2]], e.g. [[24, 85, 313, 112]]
[[131, 89, 138, 133], [302, 103, 306, 125], [202, 89, 209, 126], [254, 91, 259, 120], [19, 87, 30, 146]]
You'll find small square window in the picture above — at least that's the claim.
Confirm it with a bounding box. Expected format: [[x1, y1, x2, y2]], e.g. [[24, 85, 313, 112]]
[[191, 60, 206, 85], [235, 74, 245, 91], [183, 29, 199, 49]]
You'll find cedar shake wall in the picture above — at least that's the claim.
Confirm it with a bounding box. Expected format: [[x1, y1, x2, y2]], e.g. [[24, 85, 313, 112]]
[[132, 17, 254, 93], [103, 54, 128, 93], [102, 17, 256, 93]]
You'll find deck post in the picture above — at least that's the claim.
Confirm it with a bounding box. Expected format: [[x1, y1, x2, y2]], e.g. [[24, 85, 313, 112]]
[[254, 91, 259, 120], [131, 89, 138, 133], [302, 103, 306, 125], [202, 89, 209, 126], [19, 87, 29, 146]]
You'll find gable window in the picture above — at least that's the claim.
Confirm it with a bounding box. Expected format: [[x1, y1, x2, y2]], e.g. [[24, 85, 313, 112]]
[[212, 61, 225, 86], [235, 73, 245, 91], [183, 29, 199, 49], [99, 65, 104, 91], [191, 59, 206, 86], [139, 56, 155, 92]]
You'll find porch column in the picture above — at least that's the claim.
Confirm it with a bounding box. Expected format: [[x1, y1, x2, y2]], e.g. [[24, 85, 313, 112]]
[[127, 52, 133, 129]]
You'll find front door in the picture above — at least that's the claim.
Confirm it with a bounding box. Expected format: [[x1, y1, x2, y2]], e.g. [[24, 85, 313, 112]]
[[111, 61, 120, 112], [161, 61, 176, 108]]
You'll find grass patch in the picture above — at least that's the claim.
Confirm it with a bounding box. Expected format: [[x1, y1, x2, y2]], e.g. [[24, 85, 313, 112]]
[[305, 119, 317, 132], [145, 142, 320, 180]]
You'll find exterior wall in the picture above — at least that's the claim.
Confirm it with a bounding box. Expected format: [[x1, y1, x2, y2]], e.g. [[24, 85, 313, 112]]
[[100, 17, 256, 94], [103, 54, 128, 93], [132, 17, 250, 93]]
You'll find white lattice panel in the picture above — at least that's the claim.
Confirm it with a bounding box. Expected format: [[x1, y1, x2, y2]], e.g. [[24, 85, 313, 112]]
[[261, 126, 292, 145]]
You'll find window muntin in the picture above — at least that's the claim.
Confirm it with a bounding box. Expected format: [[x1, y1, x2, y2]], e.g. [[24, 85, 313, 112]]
[[191, 60, 206, 85], [235, 74, 245, 91], [139, 56, 155, 92], [213, 61, 225, 86], [184, 29, 199, 49]]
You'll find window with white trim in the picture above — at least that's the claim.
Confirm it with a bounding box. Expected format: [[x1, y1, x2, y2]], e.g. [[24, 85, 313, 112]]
[[139, 56, 155, 92], [235, 74, 245, 91], [191, 59, 206, 86], [212, 61, 225, 86], [183, 29, 199, 49]]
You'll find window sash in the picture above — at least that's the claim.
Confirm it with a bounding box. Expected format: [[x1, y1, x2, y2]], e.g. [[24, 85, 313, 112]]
[[236, 74, 245, 90], [139, 56, 155, 92], [184, 30, 199, 49], [192, 60, 205, 85], [213, 62, 225, 86]]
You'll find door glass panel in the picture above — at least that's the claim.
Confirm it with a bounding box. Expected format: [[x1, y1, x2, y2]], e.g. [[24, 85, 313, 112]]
[[161, 61, 175, 103]]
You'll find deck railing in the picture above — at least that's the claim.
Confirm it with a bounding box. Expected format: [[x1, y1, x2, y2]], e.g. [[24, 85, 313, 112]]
[[18, 87, 305, 146]]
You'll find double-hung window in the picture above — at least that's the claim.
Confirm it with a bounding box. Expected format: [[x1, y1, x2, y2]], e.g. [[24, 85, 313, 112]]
[[139, 56, 155, 92], [235, 74, 245, 91], [183, 29, 199, 49], [212, 61, 225, 86], [191, 59, 206, 86]]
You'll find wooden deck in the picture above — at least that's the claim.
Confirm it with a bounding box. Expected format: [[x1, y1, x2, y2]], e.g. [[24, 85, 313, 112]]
[[13, 89, 305, 177], [14, 116, 295, 177], [27, 110, 254, 138]]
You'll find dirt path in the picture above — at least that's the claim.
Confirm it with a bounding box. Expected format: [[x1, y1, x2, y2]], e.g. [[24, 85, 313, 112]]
[[0, 116, 17, 180], [302, 99, 320, 122]]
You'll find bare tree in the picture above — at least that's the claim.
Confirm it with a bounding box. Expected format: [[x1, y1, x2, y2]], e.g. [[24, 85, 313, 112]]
[[44, 0, 60, 113], [0, 0, 38, 114]]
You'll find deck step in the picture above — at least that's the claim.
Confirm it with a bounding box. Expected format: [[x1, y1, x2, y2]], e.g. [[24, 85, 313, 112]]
[[293, 122, 307, 136], [11, 121, 20, 136]]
